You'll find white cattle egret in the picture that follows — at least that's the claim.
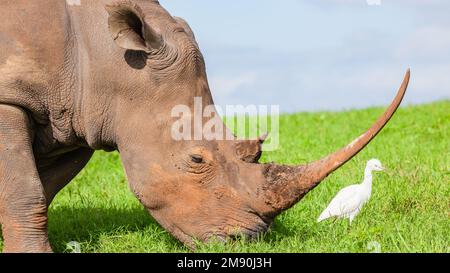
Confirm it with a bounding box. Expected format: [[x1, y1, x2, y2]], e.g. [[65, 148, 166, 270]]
[[317, 159, 385, 224]]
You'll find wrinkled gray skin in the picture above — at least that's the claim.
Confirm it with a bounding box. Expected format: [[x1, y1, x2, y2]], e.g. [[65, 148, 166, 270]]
[[0, 0, 410, 252]]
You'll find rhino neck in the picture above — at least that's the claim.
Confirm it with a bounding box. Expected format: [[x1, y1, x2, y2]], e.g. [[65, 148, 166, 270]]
[[67, 4, 121, 152]]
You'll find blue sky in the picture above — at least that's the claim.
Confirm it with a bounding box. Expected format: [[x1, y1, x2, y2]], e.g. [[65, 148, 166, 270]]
[[162, 0, 450, 112]]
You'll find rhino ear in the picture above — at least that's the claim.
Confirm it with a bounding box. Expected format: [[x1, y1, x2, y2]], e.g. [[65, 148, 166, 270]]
[[105, 2, 162, 53]]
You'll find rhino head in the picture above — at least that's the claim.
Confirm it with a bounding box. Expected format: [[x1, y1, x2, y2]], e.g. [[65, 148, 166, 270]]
[[104, 1, 409, 246]]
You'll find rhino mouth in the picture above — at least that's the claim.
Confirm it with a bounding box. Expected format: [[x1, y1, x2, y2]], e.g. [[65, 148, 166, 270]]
[[206, 213, 272, 243], [227, 222, 271, 241], [173, 217, 271, 248]]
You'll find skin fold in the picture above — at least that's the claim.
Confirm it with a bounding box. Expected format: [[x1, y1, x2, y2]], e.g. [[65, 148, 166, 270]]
[[0, 0, 410, 252]]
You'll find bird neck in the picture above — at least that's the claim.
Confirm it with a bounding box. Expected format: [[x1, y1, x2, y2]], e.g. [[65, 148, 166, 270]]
[[363, 167, 373, 186]]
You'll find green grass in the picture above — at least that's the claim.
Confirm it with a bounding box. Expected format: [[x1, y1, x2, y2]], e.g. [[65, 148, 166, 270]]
[[1, 101, 449, 253]]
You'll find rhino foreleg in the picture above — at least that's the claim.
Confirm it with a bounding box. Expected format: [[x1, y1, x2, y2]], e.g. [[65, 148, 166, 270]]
[[0, 104, 52, 253]]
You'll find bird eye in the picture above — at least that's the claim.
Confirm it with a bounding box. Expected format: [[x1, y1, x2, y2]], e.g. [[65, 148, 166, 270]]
[[190, 154, 204, 164]]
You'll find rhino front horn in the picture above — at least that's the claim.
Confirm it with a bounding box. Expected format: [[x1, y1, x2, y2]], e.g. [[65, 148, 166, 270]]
[[260, 69, 410, 215]]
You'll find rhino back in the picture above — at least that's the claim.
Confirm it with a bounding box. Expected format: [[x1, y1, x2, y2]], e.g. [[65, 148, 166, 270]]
[[0, 0, 74, 114], [0, 0, 72, 80]]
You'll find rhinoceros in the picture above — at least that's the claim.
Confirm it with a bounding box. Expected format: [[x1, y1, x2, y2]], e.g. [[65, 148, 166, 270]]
[[0, 0, 409, 252]]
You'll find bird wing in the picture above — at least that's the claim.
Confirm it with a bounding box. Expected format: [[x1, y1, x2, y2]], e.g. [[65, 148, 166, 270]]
[[318, 185, 362, 221]]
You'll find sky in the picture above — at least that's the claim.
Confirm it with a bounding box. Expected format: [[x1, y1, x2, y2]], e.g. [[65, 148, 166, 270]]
[[161, 0, 450, 112]]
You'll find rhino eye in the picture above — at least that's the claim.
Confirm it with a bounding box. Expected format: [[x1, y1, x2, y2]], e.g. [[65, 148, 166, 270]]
[[190, 154, 204, 164]]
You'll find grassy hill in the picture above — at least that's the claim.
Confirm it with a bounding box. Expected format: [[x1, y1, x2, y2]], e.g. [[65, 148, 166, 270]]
[[1, 101, 448, 253]]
